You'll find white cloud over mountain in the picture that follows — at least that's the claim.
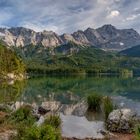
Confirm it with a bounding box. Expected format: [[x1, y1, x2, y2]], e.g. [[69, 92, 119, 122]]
[[107, 10, 120, 18], [0, 0, 140, 34]]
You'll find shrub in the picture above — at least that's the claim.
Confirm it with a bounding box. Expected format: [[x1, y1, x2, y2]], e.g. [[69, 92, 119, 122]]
[[11, 108, 62, 140], [87, 94, 102, 111], [44, 115, 61, 128], [0, 105, 11, 113], [10, 105, 36, 126], [39, 125, 61, 140], [15, 124, 61, 140], [135, 125, 140, 140], [23, 126, 41, 140], [103, 96, 113, 121]]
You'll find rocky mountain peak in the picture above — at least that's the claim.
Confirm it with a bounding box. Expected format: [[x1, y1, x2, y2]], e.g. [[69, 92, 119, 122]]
[[8, 27, 35, 36], [42, 30, 54, 35], [97, 24, 119, 40], [98, 24, 116, 30], [0, 24, 140, 51], [84, 27, 105, 46], [60, 33, 76, 44], [85, 27, 95, 32], [72, 30, 89, 45]]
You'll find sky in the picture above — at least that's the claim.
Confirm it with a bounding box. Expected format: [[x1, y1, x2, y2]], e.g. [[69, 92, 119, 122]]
[[0, 0, 140, 34]]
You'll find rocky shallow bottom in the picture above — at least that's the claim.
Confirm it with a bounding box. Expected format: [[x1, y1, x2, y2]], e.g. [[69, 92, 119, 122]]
[[0, 99, 140, 140], [0, 131, 134, 140], [61, 114, 104, 139]]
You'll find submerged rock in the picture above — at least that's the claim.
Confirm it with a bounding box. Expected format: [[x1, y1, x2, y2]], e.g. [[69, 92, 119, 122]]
[[107, 108, 139, 133]]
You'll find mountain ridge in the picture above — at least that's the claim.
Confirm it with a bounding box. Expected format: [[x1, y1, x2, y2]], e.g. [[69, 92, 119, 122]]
[[0, 24, 140, 51], [120, 45, 140, 57]]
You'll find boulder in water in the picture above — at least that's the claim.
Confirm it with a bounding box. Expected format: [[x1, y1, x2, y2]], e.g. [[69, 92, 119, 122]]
[[107, 108, 138, 133]]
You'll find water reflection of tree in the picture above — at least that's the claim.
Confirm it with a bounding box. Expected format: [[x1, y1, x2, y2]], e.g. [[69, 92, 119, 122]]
[[0, 80, 26, 103], [20, 76, 140, 104]]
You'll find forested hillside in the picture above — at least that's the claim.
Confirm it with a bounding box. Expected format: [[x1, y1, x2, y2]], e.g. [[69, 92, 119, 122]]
[[0, 42, 25, 79], [23, 42, 138, 75], [120, 45, 140, 57], [1, 40, 140, 76]]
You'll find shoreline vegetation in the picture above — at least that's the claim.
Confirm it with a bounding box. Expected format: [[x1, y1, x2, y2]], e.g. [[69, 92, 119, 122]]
[[0, 105, 61, 140], [0, 94, 140, 140], [27, 68, 133, 77], [1, 41, 140, 81]]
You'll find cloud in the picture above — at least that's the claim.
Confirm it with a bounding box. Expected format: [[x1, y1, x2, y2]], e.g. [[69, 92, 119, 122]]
[[107, 10, 120, 18], [115, 0, 121, 2], [126, 14, 140, 21], [19, 21, 59, 33], [0, 0, 140, 33], [0, 10, 13, 26]]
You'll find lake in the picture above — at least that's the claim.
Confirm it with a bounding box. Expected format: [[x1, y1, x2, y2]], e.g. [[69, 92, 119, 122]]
[[1, 76, 140, 138], [1, 76, 140, 104]]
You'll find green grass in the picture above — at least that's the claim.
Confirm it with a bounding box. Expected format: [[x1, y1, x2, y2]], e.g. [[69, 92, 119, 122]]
[[87, 93, 102, 111], [103, 96, 114, 121], [18, 124, 61, 140], [44, 115, 61, 128], [87, 94, 114, 120], [135, 125, 140, 140], [8, 107, 62, 140], [9, 105, 36, 125]]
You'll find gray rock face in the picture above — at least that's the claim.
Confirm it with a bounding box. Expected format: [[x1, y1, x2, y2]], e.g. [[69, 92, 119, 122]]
[[0, 27, 63, 48], [60, 33, 77, 44], [97, 25, 140, 51], [107, 109, 138, 133], [72, 30, 90, 45], [84, 28, 105, 47], [0, 24, 140, 51]]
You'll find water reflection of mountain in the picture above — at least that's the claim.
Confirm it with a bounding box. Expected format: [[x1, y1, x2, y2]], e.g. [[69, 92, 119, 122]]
[[13, 100, 103, 121], [1, 76, 140, 104], [20, 76, 140, 103], [40, 100, 87, 117]]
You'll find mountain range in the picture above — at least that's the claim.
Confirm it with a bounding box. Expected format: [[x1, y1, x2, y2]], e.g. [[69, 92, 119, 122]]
[[0, 24, 140, 52], [1, 24, 140, 75]]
